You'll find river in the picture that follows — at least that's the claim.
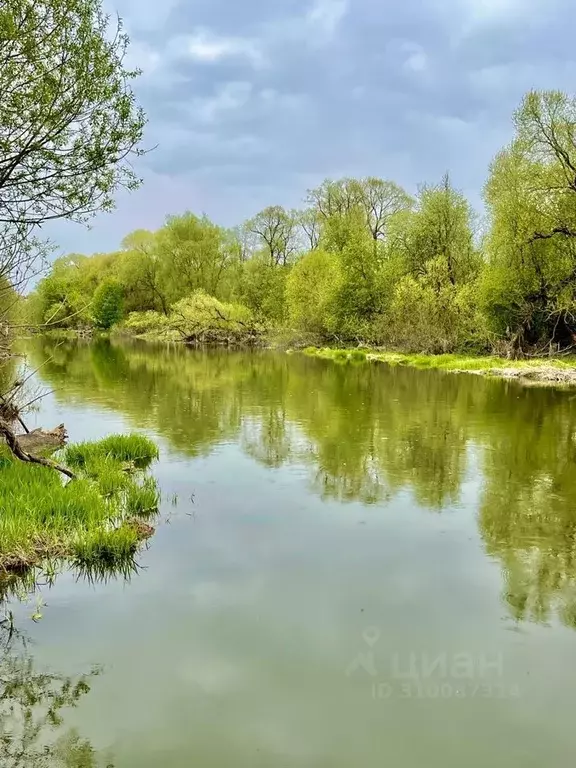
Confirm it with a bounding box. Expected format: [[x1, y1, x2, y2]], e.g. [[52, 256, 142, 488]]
[[3, 336, 576, 767]]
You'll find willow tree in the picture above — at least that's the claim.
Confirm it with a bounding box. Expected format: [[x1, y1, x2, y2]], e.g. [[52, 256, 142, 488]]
[[482, 90, 576, 352], [0, 0, 146, 465]]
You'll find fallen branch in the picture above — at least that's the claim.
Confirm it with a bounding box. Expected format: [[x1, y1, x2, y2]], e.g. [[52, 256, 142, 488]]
[[0, 419, 76, 480]]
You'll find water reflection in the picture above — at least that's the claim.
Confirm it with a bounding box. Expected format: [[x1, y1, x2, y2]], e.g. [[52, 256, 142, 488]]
[[0, 638, 111, 767], [0, 556, 159, 767], [25, 337, 576, 631], [1, 587, 115, 768]]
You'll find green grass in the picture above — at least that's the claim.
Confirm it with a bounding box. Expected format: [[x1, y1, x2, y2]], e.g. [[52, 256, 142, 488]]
[[125, 476, 161, 517], [72, 526, 142, 569], [64, 433, 159, 468], [0, 434, 160, 574], [301, 347, 576, 374], [77, 455, 131, 497]]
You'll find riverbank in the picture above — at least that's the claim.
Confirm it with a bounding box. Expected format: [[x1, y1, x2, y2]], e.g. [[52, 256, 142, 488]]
[[26, 331, 576, 386], [299, 347, 576, 386]]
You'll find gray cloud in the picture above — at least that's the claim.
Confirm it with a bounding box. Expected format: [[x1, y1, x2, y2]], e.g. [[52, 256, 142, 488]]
[[48, 0, 576, 255]]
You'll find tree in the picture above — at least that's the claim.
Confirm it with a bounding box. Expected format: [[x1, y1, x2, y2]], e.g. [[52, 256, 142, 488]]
[[357, 177, 414, 242], [402, 175, 478, 285], [286, 249, 342, 336], [481, 91, 576, 352], [118, 230, 169, 314], [0, 0, 147, 475], [92, 279, 123, 328], [306, 179, 364, 221], [239, 256, 288, 323], [514, 90, 576, 242], [298, 208, 322, 250], [0, 0, 146, 288], [157, 213, 230, 301], [247, 206, 299, 266]]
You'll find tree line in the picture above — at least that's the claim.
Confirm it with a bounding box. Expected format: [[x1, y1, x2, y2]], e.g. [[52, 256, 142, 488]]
[[22, 90, 576, 355]]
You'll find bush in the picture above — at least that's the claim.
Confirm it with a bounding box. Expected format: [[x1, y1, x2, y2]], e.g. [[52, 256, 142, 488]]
[[170, 290, 263, 345], [382, 261, 483, 353], [122, 310, 170, 336], [286, 250, 342, 336], [92, 280, 124, 329]]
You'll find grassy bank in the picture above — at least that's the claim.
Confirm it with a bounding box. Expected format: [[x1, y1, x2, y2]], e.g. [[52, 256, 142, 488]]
[[300, 347, 576, 384], [0, 434, 159, 574]]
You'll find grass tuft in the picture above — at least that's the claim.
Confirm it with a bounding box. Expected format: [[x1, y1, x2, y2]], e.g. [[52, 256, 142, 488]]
[[64, 433, 159, 469], [125, 476, 160, 517], [0, 434, 160, 574], [72, 527, 141, 568]]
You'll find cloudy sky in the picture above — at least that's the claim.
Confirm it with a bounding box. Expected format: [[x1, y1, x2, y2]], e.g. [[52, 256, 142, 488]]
[[51, 0, 576, 255]]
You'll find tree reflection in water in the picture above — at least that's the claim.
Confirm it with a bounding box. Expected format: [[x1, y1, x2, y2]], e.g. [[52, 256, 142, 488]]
[[24, 336, 576, 631]]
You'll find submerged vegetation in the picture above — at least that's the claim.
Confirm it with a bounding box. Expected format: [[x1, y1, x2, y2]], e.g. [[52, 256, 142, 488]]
[[21, 89, 576, 360], [0, 434, 159, 574]]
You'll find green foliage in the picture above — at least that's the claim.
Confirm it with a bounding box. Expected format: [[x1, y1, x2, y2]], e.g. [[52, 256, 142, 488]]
[[117, 230, 169, 314], [246, 206, 299, 266], [171, 290, 262, 344], [0, 0, 145, 309], [0, 0, 145, 226], [158, 212, 231, 301], [384, 264, 483, 353], [122, 310, 170, 337], [286, 249, 342, 336], [400, 175, 479, 283], [238, 256, 288, 323], [92, 280, 124, 329], [22, 89, 576, 355], [481, 90, 576, 351]]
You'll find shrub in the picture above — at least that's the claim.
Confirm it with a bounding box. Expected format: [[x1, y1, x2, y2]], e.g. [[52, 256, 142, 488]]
[[122, 310, 169, 336], [170, 290, 263, 345], [286, 250, 343, 336], [92, 280, 124, 329]]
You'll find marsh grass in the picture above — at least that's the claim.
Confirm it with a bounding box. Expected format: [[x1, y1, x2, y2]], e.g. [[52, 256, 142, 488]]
[[125, 476, 160, 517], [64, 433, 159, 468], [0, 434, 160, 574], [302, 347, 576, 374]]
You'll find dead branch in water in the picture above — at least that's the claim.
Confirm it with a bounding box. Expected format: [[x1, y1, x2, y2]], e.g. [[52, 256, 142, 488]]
[[0, 419, 75, 480]]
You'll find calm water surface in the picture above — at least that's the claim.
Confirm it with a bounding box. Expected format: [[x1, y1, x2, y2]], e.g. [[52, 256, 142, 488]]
[[4, 337, 576, 766]]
